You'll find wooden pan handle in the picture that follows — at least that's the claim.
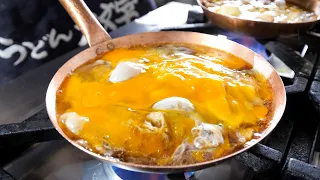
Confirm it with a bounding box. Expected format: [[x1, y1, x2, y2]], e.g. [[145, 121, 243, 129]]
[[59, 0, 111, 47]]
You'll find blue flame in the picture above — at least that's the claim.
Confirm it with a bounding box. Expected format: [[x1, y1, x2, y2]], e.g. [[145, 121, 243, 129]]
[[111, 166, 195, 180], [222, 32, 269, 59]]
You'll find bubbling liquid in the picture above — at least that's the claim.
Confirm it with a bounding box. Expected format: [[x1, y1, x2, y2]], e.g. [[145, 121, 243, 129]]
[[202, 0, 318, 23], [56, 43, 273, 165]]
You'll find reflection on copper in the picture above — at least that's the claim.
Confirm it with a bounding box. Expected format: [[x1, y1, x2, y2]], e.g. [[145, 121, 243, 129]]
[[197, 0, 320, 38], [46, 0, 287, 173]]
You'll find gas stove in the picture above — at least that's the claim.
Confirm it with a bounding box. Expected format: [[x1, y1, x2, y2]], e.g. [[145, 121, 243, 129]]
[[1, 2, 320, 180]]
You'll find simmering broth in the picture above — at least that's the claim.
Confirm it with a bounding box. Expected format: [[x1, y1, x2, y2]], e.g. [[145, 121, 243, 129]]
[[56, 43, 273, 165], [202, 0, 318, 23]]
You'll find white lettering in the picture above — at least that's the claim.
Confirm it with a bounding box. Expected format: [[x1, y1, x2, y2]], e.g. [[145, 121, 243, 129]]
[[74, 25, 88, 47], [22, 40, 48, 60], [98, 2, 117, 31], [0, 1, 140, 66], [0, 37, 28, 66], [48, 29, 73, 49], [0, 37, 14, 46], [78, 36, 88, 47], [114, 0, 139, 25], [0, 45, 28, 66]]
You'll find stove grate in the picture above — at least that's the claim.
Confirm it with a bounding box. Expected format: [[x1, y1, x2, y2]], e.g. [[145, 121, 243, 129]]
[[1, 7, 320, 180]]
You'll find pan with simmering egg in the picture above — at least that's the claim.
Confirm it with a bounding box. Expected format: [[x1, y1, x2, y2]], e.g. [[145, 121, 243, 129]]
[[198, 0, 320, 38], [46, 0, 286, 173]]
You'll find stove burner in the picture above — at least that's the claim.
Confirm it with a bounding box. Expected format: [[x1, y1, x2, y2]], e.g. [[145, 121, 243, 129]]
[[222, 32, 269, 59], [103, 163, 197, 180], [1, 3, 319, 179]]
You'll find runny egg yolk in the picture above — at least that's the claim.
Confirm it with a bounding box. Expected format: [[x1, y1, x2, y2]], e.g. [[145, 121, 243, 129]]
[[56, 44, 273, 165]]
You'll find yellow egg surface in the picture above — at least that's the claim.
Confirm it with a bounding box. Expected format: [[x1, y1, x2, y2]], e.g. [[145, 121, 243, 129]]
[[56, 43, 273, 165]]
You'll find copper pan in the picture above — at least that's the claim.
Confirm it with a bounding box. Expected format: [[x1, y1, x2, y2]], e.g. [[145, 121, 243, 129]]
[[197, 0, 320, 38], [46, 0, 286, 173]]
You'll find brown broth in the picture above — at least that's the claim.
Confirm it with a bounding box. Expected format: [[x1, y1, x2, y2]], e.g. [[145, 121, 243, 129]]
[[203, 0, 318, 23], [56, 43, 273, 165]]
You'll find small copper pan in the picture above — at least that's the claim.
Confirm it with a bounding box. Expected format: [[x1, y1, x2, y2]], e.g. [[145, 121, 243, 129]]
[[46, 0, 286, 173], [198, 0, 320, 38]]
